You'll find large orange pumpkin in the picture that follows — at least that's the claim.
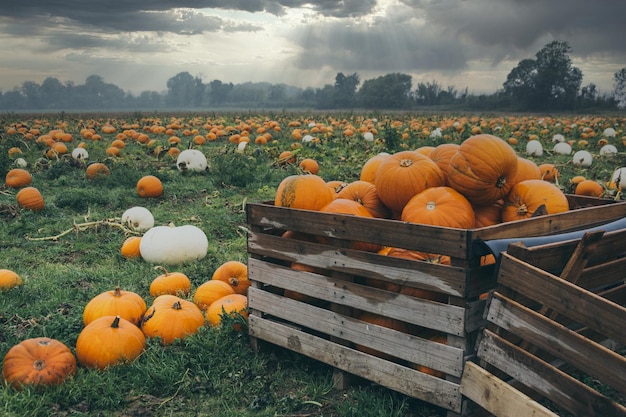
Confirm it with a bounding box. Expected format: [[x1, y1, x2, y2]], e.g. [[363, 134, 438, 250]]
[[318, 198, 381, 252], [2, 337, 76, 389], [141, 296, 206, 345], [336, 180, 390, 219], [16, 187, 44, 211], [401, 186, 475, 229], [511, 157, 541, 186], [447, 134, 518, 205], [502, 179, 569, 222], [359, 152, 390, 184], [83, 287, 147, 326], [274, 174, 334, 211], [75, 315, 146, 370], [212, 260, 250, 295], [5, 168, 32, 188], [192, 280, 236, 311], [473, 201, 503, 228], [428, 143, 460, 183], [136, 175, 163, 198], [206, 294, 248, 328], [374, 150, 445, 216]]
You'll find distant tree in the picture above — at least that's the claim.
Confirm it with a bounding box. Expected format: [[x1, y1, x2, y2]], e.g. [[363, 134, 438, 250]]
[[267, 84, 286, 103], [503, 41, 582, 109], [415, 80, 441, 105], [357, 73, 412, 108], [21, 81, 43, 109], [208, 80, 233, 106], [333, 72, 360, 108], [166, 72, 197, 107], [614, 68, 626, 109]]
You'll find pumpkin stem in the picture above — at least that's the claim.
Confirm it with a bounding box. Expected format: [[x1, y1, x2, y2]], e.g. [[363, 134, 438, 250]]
[[516, 203, 528, 216], [113, 287, 122, 297], [33, 359, 46, 371], [172, 301, 182, 310], [426, 201, 436, 211], [496, 176, 507, 189], [399, 158, 413, 168], [111, 315, 121, 328], [228, 277, 240, 287], [154, 265, 169, 276]]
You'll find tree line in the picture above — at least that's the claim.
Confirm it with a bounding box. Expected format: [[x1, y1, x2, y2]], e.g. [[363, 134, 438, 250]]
[[1, 41, 625, 112]]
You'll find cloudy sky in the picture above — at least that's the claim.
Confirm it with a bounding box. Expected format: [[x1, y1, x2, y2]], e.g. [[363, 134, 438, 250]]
[[1, 0, 624, 95]]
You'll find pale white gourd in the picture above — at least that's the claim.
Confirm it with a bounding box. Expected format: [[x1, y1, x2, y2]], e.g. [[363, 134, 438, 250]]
[[176, 149, 207, 173], [121, 206, 155, 232], [140, 225, 208, 265], [572, 150, 593, 167]]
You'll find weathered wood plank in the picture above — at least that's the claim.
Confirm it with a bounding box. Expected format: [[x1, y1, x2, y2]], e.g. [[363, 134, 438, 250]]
[[248, 314, 463, 412], [247, 232, 469, 297], [248, 258, 467, 335], [247, 202, 471, 258], [248, 287, 465, 376], [486, 292, 626, 394], [497, 253, 626, 346], [476, 329, 626, 417], [460, 361, 558, 417]]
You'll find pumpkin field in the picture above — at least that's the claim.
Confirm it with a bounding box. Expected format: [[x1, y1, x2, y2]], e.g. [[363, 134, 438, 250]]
[[1, 111, 626, 417]]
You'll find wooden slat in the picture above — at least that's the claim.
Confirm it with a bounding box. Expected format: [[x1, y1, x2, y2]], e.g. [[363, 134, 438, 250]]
[[249, 258, 467, 335], [247, 232, 468, 297], [460, 361, 558, 417], [248, 314, 462, 412], [247, 202, 471, 258], [248, 287, 465, 376], [497, 252, 626, 346], [476, 329, 626, 417], [486, 292, 626, 394]]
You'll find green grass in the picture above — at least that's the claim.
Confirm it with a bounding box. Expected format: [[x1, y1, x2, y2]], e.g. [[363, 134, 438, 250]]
[[1, 111, 625, 417]]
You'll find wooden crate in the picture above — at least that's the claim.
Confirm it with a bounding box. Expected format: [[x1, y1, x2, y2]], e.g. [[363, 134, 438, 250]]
[[461, 227, 626, 416], [246, 195, 626, 416]]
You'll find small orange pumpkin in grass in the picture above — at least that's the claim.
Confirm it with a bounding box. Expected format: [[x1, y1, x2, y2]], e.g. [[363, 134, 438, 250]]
[[149, 266, 192, 297], [105, 146, 121, 157], [83, 287, 147, 326], [274, 174, 334, 211], [299, 158, 319, 174], [0, 269, 23, 290], [120, 236, 142, 258], [212, 261, 249, 295], [277, 150, 296, 165], [5, 168, 32, 188], [75, 315, 145, 370], [375, 150, 446, 216], [142, 296, 206, 344], [85, 162, 110, 179], [538, 163, 559, 182], [137, 175, 163, 198], [336, 180, 390, 219], [16, 187, 44, 211], [192, 280, 236, 311], [574, 180, 604, 197], [502, 179, 569, 222], [206, 294, 248, 328], [2, 337, 76, 389]]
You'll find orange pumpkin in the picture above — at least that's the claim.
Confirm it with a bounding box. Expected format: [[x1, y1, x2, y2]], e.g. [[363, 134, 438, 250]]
[[2, 337, 76, 389], [141, 296, 205, 345], [502, 180, 569, 222], [149, 266, 192, 297], [374, 150, 445, 216], [401, 186, 474, 229], [447, 134, 518, 205], [274, 174, 334, 211], [206, 294, 248, 328], [85, 162, 110, 179], [192, 280, 236, 311], [120, 236, 142, 259], [277, 150, 296, 165], [75, 315, 145, 370], [83, 287, 147, 326], [136, 175, 163, 198], [511, 157, 541, 185], [538, 163, 559, 182], [359, 153, 390, 184], [386, 247, 451, 265], [428, 143, 460, 184], [5, 168, 32, 188], [299, 158, 319, 175], [0, 269, 23, 290], [473, 201, 503, 228], [574, 180, 604, 197], [212, 261, 250, 295], [16, 187, 44, 211], [336, 180, 390, 219], [319, 198, 381, 252]]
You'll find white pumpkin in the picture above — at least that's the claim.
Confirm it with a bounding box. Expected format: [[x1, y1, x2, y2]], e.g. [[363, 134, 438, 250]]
[[302, 135, 314, 143], [363, 132, 374, 141], [603, 127, 617, 137], [140, 225, 208, 265], [552, 134, 565, 143], [237, 141, 248, 153], [176, 149, 207, 173], [526, 140, 543, 156], [600, 144, 618, 155], [572, 150, 593, 167], [14, 158, 27, 168], [71, 148, 89, 161], [121, 206, 155, 232], [553, 142, 572, 155], [611, 167, 626, 190]]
